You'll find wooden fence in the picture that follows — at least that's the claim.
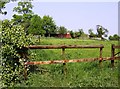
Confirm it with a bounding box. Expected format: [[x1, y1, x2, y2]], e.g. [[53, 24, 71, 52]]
[[23, 44, 120, 79], [25, 44, 104, 65]]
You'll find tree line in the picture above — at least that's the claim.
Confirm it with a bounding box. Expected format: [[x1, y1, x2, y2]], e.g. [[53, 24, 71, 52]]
[[1, 0, 119, 40]]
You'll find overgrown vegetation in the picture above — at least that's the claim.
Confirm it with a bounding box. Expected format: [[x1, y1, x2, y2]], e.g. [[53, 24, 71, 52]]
[[1, 20, 32, 87]]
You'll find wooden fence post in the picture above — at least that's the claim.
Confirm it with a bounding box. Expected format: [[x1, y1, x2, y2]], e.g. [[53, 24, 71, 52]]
[[99, 47, 103, 67], [111, 44, 115, 67], [20, 47, 29, 80], [17, 47, 28, 80], [62, 47, 67, 75]]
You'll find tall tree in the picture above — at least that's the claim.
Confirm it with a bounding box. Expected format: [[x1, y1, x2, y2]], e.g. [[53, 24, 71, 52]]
[[78, 29, 84, 37], [28, 14, 45, 36], [88, 29, 96, 38], [42, 15, 56, 37], [74, 29, 84, 38], [96, 25, 108, 40], [13, 1, 33, 33], [58, 26, 67, 34], [13, 1, 33, 15], [28, 14, 46, 43], [70, 30, 75, 38]]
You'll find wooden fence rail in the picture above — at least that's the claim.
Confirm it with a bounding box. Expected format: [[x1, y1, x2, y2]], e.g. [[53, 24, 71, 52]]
[[25, 45, 104, 66], [26, 45, 104, 49], [25, 57, 120, 65]]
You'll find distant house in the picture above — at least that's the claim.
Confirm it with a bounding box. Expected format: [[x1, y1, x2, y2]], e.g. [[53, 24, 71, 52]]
[[57, 32, 71, 38]]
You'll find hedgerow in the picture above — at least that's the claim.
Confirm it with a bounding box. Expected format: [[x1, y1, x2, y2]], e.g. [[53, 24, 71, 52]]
[[1, 20, 32, 87]]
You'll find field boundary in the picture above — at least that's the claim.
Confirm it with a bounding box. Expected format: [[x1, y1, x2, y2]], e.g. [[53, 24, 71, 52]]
[[24, 44, 120, 66], [25, 44, 104, 65], [22, 44, 120, 79]]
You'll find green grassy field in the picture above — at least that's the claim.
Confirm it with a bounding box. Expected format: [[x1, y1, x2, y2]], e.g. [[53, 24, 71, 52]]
[[18, 38, 119, 87]]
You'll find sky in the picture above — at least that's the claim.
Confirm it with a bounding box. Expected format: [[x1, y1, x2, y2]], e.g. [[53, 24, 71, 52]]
[[0, 0, 119, 36]]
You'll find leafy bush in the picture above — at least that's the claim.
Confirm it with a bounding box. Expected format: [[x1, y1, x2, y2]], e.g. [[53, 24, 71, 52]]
[[1, 20, 32, 87]]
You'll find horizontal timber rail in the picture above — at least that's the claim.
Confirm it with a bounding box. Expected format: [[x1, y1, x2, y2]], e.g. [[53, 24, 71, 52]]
[[24, 44, 104, 66], [25, 56, 120, 65], [26, 45, 104, 49], [112, 45, 120, 49]]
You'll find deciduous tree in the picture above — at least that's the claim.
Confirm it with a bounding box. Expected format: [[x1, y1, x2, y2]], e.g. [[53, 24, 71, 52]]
[[58, 26, 67, 34], [42, 15, 56, 37], [28, 14, 46, 42], [96, 25, 108, 40], [13, 1, 33, 15], [88, 29, 96, 38], [109, 34, 120, 40], [12, 1, 33, 34]]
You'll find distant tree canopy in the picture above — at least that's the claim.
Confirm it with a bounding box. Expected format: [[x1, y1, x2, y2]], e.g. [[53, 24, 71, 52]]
[[88, 29, 96, 38], [73, 29, 85, 38], [70, 30, 75, 38], [57, 26, 67, 34], [96, 25, 108, 40], [109, 34, 120, 41], [78, 29, 84, 37]]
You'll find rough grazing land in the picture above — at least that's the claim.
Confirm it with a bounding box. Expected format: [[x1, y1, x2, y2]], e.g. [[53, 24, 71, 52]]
[[17, 38, 119, 87]]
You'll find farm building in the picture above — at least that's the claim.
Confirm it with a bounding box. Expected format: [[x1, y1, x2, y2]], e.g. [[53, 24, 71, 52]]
[[50, 32, 71, 38], [34, 32, 71, 38], [57, 32, 71, 38]]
